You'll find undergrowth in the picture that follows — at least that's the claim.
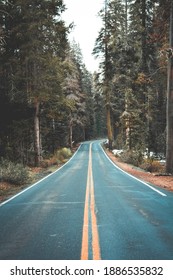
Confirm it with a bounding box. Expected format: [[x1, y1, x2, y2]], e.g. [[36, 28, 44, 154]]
[[41, 147, 72, 168], [118, 150, 164, 173], [0, 158, 29, 185]]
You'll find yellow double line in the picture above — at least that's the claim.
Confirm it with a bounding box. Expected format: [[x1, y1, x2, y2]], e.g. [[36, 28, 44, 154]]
[[81, 143, 101, 260]]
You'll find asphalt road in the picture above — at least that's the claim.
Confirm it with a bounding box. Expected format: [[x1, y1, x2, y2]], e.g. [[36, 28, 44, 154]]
[[0, 140, 173, 260]]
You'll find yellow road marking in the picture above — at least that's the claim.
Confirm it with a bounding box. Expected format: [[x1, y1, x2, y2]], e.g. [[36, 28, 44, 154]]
[[81, 143, 101, 260]]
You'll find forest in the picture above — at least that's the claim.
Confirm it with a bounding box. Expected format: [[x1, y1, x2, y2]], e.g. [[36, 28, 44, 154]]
[[0, 0, 173, 182]]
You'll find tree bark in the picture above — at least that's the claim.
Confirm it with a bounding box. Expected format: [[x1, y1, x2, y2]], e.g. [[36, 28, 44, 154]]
[[69, 123, 73, 149], [106, 101, 113, 150], [34, 100, 42, 166], [166, 0, 173, 174], [105, 0, 113, 150]]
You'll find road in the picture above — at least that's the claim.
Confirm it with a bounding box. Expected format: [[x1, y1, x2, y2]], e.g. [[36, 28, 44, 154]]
[[0, 140, 173, 260]]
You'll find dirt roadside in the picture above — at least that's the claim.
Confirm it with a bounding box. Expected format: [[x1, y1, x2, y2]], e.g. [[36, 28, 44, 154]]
[[0, 165, 59, 203], [105, 149, 173, 192], [1, 148, 173, 204]]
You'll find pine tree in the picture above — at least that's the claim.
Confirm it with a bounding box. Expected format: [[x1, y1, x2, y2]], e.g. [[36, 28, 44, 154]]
[[92, 72, 107, 138], [94, 0, 126, 149], [61, 42, 89, 147], [93, 0, 168, 155], [0, 0, 68, 165]]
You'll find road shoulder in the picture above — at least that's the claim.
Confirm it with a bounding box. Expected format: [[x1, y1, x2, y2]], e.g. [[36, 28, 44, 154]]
[[104, 149, 173, 192]]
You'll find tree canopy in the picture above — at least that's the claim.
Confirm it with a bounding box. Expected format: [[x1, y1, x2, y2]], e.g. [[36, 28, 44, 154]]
[[93, 0, 173, 172], [0, 0, 173, 173]]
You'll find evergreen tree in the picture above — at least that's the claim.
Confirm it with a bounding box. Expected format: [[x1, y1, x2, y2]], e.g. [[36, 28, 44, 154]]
[[92, 72, 107, 138], [94, 0, 126, 149], [93, 0, 170, 156], [0, 0, 68, 166], [61, 42, 90, 147]]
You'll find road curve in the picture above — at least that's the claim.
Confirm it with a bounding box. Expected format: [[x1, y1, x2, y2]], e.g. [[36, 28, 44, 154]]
[[0, 140, 173, 260]]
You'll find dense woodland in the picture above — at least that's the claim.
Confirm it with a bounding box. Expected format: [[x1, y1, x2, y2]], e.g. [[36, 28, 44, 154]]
[[0, 0, 173, 174]]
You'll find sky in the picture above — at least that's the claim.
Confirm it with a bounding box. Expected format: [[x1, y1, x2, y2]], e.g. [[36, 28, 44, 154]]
[[62, 0, 104, 73]]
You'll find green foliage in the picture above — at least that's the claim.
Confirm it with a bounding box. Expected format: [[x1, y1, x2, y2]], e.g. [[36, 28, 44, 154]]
[[40, 147, 72, 168], [93, 0, 169, 156], [56, 147, 72, 160], [119, 150, 165, 173], [0, 0, 89, 166], [0, 0, 171, 170], [0, 158, 29, 185], [120, 150, 143, 167]]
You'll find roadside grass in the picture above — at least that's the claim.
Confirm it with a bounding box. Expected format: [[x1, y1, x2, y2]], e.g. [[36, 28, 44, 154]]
[[0, 147, 74, 203]]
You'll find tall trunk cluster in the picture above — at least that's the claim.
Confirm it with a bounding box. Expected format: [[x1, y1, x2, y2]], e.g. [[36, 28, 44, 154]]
[[105, 0, 113, 150], [166, 0, 173, 173]]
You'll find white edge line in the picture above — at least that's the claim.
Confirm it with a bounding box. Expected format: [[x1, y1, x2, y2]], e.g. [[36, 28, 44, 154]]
[[0, 144, 82, 207], [100, 143, 167, 197]]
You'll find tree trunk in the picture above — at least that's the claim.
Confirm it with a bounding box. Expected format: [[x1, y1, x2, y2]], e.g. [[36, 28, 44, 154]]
[[141, 0, 147, 73], [34, 100, 42, 166], [106, 98, 113, 150], [69, 122, 73, 149], [166, 1, 173, 174], [105, 0, 113, 150], [83, 126, 86, 141], [69, 117, 73, 149]]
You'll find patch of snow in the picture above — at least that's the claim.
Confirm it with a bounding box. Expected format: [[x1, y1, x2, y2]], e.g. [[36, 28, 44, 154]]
[[112, 149, 123, 156]]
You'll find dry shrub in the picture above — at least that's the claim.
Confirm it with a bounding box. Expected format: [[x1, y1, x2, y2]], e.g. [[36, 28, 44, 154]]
[[140, 159, 164, 173], [40, 157, 58, 168], [41, 147, 72, 168], [120, 150, 143, 166]]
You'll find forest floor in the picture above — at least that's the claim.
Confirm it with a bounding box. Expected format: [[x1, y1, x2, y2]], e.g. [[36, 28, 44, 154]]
[[0, 148, 173, 204]]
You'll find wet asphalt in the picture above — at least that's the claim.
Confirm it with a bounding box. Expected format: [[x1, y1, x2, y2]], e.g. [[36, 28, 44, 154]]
[[0, 141, 173, 260]]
